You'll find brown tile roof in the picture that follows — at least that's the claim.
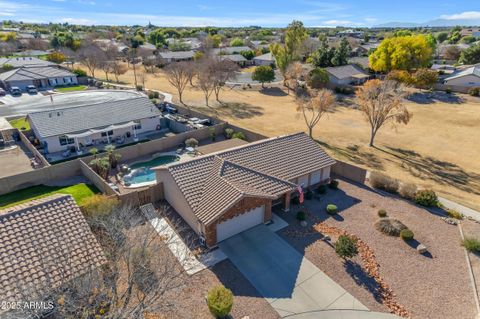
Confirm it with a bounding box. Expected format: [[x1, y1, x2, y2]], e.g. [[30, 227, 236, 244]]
[[0, 194, 106, 302], [158, 133, 335, 225]]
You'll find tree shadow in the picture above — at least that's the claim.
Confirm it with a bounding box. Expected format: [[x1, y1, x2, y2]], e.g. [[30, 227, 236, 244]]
[[344, 260, 383, 303], [216, 102, 264, 119], [317, 140, 384, 170], [259, 87, 288, 97], [406, 91, 466, 104]]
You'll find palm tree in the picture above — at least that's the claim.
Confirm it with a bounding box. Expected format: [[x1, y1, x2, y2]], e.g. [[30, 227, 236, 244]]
[[105, 144, 121, 169]]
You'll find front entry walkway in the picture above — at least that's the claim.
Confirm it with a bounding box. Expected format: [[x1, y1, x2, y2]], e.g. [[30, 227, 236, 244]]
[[218, 225, 368, 318]]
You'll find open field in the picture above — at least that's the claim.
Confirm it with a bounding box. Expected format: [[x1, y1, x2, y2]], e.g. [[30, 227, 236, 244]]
[[78, 64, 480, 210], [0, 183, 99, 208]]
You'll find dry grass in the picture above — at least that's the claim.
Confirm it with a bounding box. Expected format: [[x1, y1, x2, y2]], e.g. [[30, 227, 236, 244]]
[[78, 63, 480, 210]]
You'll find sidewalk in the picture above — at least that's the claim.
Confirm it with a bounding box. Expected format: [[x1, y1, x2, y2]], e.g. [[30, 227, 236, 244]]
[[439, 197, 480, 222]]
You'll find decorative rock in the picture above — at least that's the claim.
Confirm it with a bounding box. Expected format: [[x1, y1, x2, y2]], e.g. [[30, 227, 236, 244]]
[[441, 217, 458, 225], [300, 220, 308, 227], [417, 244, 428, 254]]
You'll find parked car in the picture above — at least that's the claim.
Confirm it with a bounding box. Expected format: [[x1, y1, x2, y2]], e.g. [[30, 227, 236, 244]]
[[10, 87, 22, 96], [165, 105, 178, 114], [0, 88, 5, 96], [27, 85, 38, 94]]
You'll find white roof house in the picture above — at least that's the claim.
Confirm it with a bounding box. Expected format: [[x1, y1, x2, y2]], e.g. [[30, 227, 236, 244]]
[[443, 66, 480, 87], [253, 52, 275, 66]]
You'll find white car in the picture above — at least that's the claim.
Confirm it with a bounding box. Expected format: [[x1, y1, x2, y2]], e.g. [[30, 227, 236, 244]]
[[27, 85, 38, 94]]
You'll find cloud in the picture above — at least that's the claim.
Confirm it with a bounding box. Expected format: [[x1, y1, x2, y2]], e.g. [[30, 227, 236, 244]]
[[60, 17, 96, 24], [439, 11, 480, 20], [323, 19, 354, 26], [0, 12, 14, 16]]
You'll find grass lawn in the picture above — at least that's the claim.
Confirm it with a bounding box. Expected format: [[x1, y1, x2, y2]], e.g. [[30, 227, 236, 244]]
[[8, 117, 30, 130], [0, 183, 100, 209], [55, 85, 87, 92]]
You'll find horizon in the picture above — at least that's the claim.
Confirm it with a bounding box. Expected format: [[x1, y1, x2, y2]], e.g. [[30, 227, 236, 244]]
[[1, 0, 480, 27]]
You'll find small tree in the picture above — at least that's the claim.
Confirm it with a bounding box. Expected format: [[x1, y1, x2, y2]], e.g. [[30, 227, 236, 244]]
[[105, 144, 121, 169], [230, 38, 244, 47], [111, 62, 128, 83], [296, 89, 335, 138], [185, 138, 198, 148], [335, 235, 358, 259], [252, 65, 275, 88], [47, 51, 66, 64], [413, 68, 438, 91], [306, 68, 329, 89], [164, 61, 191, 105], [356, 79, 411, 147], [207, 285, 234, 318], [89, 156, 110, 180]]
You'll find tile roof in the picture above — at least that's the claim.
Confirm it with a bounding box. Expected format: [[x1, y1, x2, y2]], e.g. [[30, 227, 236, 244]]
[[213, 46, 252, 55], [253, 52, 274, 61], [219, 54, 247, 62], [28, 96, 160, 138], [159, 50, 195, 60], [326, 64, 368, 80], [157, 133, 335, 225], [0, 194, 106, 302], [0, 66, 75, 82], [0, 57, 55, 68]]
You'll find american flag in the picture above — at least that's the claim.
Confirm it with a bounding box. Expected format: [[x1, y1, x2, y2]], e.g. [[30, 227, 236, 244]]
[[297, 185, 304, 204]]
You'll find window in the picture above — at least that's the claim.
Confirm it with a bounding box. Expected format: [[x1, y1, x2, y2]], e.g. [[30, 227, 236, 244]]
[[134, 123, 142, 130], [59, 136, 74, 146], [101, 130, 114, 137]]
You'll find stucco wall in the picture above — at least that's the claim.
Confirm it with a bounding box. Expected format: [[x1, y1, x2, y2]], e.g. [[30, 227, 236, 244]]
[[444, 74, 480, 87], [331, 160, 366, 183]]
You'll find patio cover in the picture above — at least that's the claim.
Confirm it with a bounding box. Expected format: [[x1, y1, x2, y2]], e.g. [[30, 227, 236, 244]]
[[65, 121, 137, 138]]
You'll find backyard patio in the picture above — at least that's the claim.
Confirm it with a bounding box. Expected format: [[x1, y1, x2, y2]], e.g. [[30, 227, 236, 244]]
[[276, 178, 478, 319]]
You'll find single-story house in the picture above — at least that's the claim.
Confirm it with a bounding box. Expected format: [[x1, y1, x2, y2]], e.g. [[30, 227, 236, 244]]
[[166, 37, 202, 50], [27, 96, 162, 154], [219, 54, 250, 67], [0, 194, 106, 307], [154, 132, 336, 247], [326, 64, 370, 86], [159, 50, 195, 64], [348, 57, 370, 70], [351, 43, 378, 57], [0, 56, 55, 69], [0, 66, 78, 91], [443, 65, 480, 87], [213, 46, 252, 55], [253, 52, 275, 66], [249, 40, 270, 50]]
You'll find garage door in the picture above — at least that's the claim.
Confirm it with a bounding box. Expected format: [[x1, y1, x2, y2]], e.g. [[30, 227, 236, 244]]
[[216, 206, 264, 242]]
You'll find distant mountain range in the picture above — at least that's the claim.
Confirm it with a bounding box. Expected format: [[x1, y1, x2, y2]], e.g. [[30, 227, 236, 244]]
[[375, 18, 480, 28]]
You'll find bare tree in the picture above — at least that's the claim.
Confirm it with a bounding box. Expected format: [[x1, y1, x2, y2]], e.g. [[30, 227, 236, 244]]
[[76, 42, 105, 78], [164, 61, 191, 105], [285, 61, 304, 94], [356, 79, 411, 147], [111, 62, 129, 83], [185, 61, 197, 87], [212, 59, 238, 103], [296, 88, 336, 138], [197, 58, 216, 107], [0, 42, 15, 57]]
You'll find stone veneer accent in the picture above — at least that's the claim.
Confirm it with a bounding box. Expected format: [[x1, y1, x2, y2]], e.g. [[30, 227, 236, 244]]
[[204, 197, 272, 247]]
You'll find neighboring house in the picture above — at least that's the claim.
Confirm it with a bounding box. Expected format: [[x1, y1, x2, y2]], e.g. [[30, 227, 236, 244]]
[[0, 194, 106, 308], [213, 46, 252, 55], [0, 56, 55, 68], [0, 66, 78, 91], [249, 40, 269, 50], [219, 54, 250, 67], [443, 66, 480, 87], [94, 39, 129, 54], [139, 43, 157, 53], [253, 52, 275, 66], [348, 57, 370, 70], [27, 96, 162, 154], [351, 43, 379, 57], [154, 132, 336, 247], [166, 37, 202, 50], [16, 50, 52, 57], [326, 64, 370, 85], [158, 50, 195, 64], [461, 28, 480, 37]]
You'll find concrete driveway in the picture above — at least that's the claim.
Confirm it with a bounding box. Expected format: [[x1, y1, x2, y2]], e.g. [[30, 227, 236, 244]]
[[218, 225, 368, 318]]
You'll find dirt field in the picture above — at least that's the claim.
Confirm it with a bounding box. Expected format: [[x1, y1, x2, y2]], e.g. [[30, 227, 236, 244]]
[[81, 64, 480, 210]]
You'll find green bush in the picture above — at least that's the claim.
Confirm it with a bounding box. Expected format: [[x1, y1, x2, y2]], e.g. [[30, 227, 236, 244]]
[[136, 85, 143, 91], [335, 235, 358, 258], [326, 204, 338, 215], [446, 208, 463, 220], [231, 131, 246, 140], [398, 183, 417, 200], [374, 218, 407, 236], [468, 87, 480, 97], [462, 237, 480, 253], [224, 128, 234, 139], [296, 210, 306, 221], [305, 190, 313, 200], [185, 138, 199, 148], [414, 189, 438, 207], [369, 171, 399, 193], [317, 184, 327, 194], [329, 179, 339, 190], [400, 229, 414, 241], [378, 209, 387, 217], [206, 285, 233, 318], [73, 68, 87, 77]]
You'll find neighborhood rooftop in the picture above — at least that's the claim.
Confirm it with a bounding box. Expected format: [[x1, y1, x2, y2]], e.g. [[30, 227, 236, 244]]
[[0, 194, 106, 302], [0, 57, 55, 68], [444, 65, 480, 82], [27, 96, 160, 137], [0, 66, 75, 82], [326, 64, 368, 80]]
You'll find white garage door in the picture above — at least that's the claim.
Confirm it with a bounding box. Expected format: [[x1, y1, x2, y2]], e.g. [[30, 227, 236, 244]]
[[310, 170, 322, 185], [216, 206, 264, 242]]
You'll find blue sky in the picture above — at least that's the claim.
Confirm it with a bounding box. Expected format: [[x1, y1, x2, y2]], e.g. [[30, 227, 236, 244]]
[[1, 0, 480, 27]]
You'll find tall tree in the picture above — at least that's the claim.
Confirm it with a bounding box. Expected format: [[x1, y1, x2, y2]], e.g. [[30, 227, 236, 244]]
[[331, 37, 351, 66], [76, 42, 105, 78], [296, 89, 335, 138], [164, 61, 191, 105], [311, 37, 335, 68], [459, 44, 480, 65], [212, 59, 238, 102], [356, 79, 411, 147]]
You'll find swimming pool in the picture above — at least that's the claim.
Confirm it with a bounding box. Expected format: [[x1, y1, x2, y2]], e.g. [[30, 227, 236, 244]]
[[123, 154, 179, 187]]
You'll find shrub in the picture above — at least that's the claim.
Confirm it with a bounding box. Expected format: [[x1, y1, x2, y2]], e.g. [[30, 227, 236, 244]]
[[378, 209, 387, 217], [82, 195, 120, 217], [369, 171, 399, 193], [224, 128, 234, 139], [153, 91, 160, 98], [136, 85, 143, 91], [231, 131, 246, 140], [291, 196, 300, 205], [414, 189, 438, 207], [446, 208, 463, 220], [296, 210, 306, 221], [468, 87, 480, 97], [148, 92, 155, 99], [445, 88, 452, 94], [185, 138, 199, 148], [209, 127, 216, 141], [206, 285, 233, 318], [329, 179, 339, 190], [398, 183, 417, 200], [374, 218, 407, 236], [326, 204, 338, 215], [305, 190, 313, 200], [462, 237, 480, 253], [335, 235, 358, 258], [400, 229, 414, 241], [73, 68, 87, 77], [317, 184, 327, 194]]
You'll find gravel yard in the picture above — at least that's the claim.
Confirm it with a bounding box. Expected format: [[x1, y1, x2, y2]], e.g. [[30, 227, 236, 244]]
[[278, 179, 477, 319]]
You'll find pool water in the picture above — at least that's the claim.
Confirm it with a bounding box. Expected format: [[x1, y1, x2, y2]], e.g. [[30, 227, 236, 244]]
[[124, 155, 179, 185]]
